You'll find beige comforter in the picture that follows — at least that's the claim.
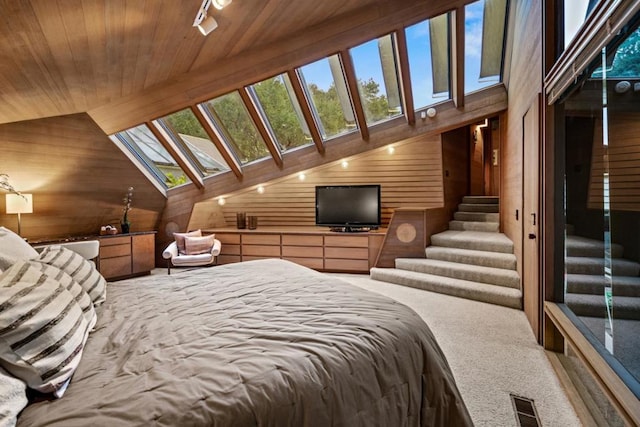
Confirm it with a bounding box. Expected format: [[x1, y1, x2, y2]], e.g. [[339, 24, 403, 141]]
[[18, 259, 472, 426]]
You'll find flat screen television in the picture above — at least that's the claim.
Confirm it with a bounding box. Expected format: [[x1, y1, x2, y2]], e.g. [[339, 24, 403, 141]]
[[315, 185, 381, 232]]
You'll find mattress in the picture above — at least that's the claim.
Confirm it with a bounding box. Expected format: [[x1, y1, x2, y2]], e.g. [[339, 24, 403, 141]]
[[18, 259, 472, 426]]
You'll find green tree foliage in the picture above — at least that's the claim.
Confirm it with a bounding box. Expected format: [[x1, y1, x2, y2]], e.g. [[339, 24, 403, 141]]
[[166, 109, 208, 139], [609, 27, 640, 77], [211, 93, 269, 163], [165, 172, 188, 188], [253, 77, 308, 150], [358, 78, 392, 123]]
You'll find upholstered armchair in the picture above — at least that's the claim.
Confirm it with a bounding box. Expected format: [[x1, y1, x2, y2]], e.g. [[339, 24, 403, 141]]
[[162, 236, 221, 275]]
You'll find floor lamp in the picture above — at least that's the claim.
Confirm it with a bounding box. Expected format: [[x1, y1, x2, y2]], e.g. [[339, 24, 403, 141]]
[[6, 193, 33, 237]]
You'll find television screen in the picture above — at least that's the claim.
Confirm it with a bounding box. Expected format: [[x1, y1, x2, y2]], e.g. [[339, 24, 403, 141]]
[[315, 185, 381, 230]]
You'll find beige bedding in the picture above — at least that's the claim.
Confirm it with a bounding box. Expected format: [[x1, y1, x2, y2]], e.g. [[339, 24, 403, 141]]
[[18, 259, 472, 426]]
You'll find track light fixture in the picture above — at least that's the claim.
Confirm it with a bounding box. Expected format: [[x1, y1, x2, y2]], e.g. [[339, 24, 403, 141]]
[[212, 0, 232, 9], [198, 15, 218, 35], [193, 0, 231, 36]]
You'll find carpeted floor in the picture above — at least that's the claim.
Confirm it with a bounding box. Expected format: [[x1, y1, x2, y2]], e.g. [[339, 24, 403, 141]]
[[331, 273, 582, 427]]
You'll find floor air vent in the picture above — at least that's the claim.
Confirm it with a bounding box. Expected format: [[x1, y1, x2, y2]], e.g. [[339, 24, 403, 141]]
[[510, 394, 541, 427]]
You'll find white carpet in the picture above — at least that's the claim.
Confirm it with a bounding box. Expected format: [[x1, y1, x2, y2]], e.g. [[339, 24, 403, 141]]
[[331, 273, 582, 427]]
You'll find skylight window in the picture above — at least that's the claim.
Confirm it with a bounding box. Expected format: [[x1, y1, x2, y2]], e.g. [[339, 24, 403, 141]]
[[201, 91, 270, 165], [155, 108, 230, 176], [564, 0, 599, 49], [405, 13, 451, 109], [114, 124, 191, 188], [297, 55, 359, 141], [349, 34, 403, 126], [248, 74, 313, 152], [464, 0, 507, 94]]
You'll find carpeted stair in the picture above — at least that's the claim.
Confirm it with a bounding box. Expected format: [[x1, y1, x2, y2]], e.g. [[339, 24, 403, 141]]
[[565, 232, 640, 320], [371, 196, 523, 309]]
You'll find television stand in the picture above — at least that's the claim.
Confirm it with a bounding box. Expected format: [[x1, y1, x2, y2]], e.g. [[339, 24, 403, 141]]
[[329, 226, 376, 233]]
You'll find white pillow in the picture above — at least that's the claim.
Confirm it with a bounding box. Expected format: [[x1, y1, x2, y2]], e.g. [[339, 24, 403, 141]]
[[0, 261, 92, 398], [37, 245, 107, 307], [0, 366, 28, 427], [0, 226, 39, 270], [184, 234, 216, 255]]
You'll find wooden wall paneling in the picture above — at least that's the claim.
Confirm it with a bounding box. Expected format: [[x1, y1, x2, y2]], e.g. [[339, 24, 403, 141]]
[[588, 113, 640, 211], [490, 118, 501, 195], [375, 208, 427, 268], [441, 126, 470, 220], [504, 0, 543, 284], [470, 124, 485, 195], [0, 113, 166, 243], [210, 136, 444, 228]]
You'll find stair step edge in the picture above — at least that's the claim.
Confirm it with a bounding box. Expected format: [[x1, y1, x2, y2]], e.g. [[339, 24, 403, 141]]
[[370, 268, 522, 309]]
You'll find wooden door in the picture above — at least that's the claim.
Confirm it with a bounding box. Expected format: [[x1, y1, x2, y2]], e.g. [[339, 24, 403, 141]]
[[523, 95, 542, 341]]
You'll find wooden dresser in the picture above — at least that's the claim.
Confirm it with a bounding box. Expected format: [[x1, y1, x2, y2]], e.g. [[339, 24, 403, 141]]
[[203, 227, 385, 273], [98, 231, 156, 280]]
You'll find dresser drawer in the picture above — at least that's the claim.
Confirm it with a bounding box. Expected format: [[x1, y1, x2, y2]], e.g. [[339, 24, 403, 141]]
[[243, 234, 281, 245], [324, 258, 369, 272], [215, 233, 241, 245], [282, 246, 323, 258], [324, 235, 369, 248], [100, 244, 131, 259], [324, 247, 369, 260], [100, 256, 131, 279], [284, 257, 324, 270], [282, 235, 323, 246], [242, 245, 281, 257], [100, 236, 131, 247]]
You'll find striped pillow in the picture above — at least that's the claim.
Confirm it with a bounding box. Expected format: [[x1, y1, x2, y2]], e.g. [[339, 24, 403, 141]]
[[174, 229, 202, 255], [37, 245, 106, 306], [28, 261, 97, 330], [0, 261, 92, 397], [184, 234, 215, 255]]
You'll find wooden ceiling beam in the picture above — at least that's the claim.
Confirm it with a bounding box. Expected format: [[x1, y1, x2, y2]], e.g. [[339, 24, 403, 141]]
[[339, 50, 370, 141], [190, 105, 244, 179], [146, 121, 204, 190], [286, 70, 325, 154], [394, 29, 416, 126], [451, 8, 465, 109], [238, 87, 284, 168]]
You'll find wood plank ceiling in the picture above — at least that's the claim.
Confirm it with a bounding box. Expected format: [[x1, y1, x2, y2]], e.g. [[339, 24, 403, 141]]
[[0, 0, 389, 125], [0, 0, 480, 127]]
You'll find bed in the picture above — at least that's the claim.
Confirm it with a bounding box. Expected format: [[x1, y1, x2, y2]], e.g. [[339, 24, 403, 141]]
[[16, 258, 472, 426]]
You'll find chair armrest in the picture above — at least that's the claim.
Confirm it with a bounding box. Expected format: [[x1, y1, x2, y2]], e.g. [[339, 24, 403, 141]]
[[211, 239, 222, 256], [163, 241, 178, 259]]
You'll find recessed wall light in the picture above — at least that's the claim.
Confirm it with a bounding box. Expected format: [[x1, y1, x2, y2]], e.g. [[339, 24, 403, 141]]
[[387, 146, 395, 155], [217, 197, 226, 206], [298, 173, 306, 181], [257, 185, 265, 194], [341, 161, 349, 169]]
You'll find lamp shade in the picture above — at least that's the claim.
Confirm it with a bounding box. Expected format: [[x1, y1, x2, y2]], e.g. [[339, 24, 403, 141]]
[[6, 193, 33, 214]]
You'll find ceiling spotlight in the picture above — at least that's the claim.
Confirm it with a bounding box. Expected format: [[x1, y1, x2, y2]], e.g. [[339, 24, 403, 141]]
[[212, 0, 232, 9], [197, 15, 218, 35]]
